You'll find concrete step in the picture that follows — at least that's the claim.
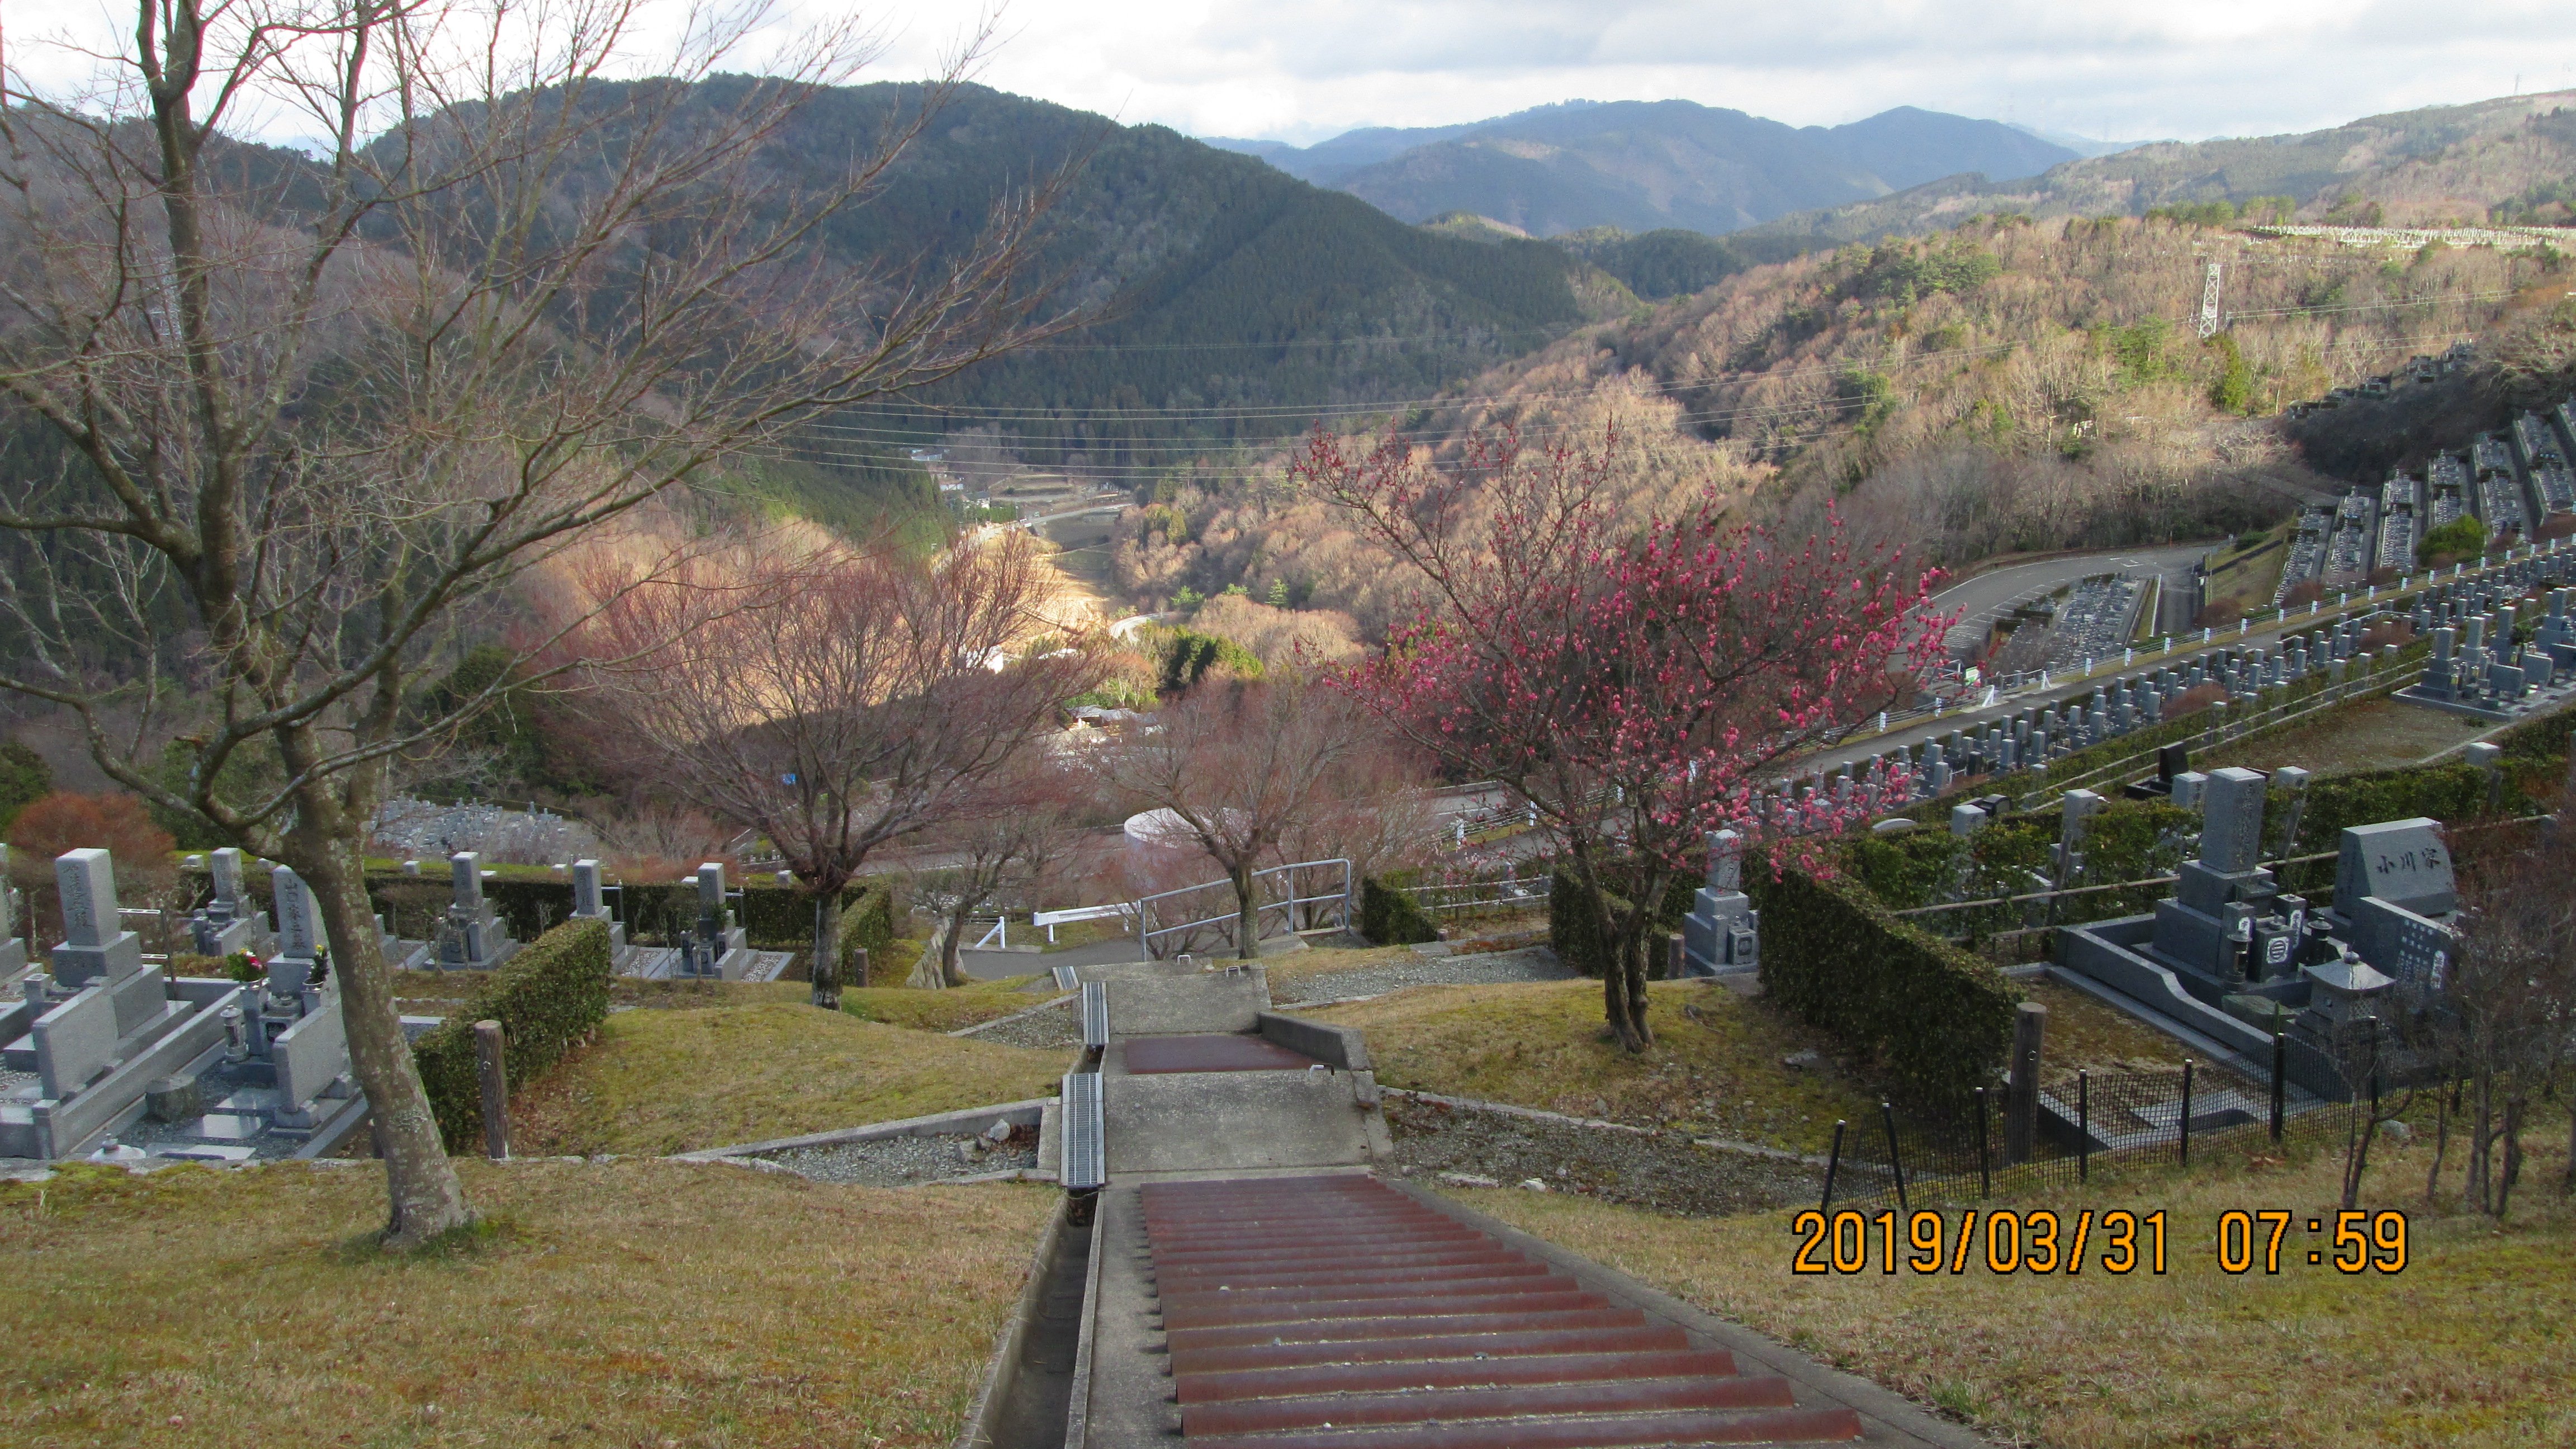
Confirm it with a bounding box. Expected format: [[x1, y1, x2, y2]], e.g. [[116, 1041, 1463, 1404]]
[[1140, 1176, 1863, 1447], [1181, 1405, 1865, 1447], [1177, 1348, 1740, 1405]]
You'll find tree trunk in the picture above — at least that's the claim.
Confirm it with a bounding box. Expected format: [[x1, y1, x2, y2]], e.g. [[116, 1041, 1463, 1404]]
[[1573, 856, 1648, 1053], [1231, 861, 1262, 960], [297, 827, 472, 1248], [2498, 1094, 2525, 1220], [2426, 1082, 2451, 1206], [2341, 1108, 2372, 1211], [940, 898, 977, 987], [809, 891, 843, 1011], [2468, 1072, 2493, 1212], [907, 918, 954, 989]]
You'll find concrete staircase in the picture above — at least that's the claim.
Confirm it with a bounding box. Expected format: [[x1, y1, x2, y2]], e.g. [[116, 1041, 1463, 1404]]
[[1143, 1175, 1862, 1448]]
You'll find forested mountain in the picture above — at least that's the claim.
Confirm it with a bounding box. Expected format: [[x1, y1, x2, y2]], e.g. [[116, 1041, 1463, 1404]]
[[726, 83, 1591, 472], [1739, 91, 2576, 245], [1107, 212, 2574, 634], [1212, 102, 2075, 238]]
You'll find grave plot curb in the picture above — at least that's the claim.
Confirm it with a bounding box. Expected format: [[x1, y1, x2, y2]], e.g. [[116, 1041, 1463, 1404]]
[[951, 1190, 1077, 1449], [1384, 1086, 1832, 1166], [1388, 1177, 1998, 1449], [669, 1098, 1053, 1161]]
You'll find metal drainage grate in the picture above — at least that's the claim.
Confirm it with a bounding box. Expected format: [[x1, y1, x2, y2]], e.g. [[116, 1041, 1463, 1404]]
[[1060, 1070, 1105, 1192], [1081, 981, 1110, 1050]]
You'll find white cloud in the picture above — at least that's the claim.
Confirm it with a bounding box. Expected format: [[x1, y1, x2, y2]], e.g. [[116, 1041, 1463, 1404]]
[[10, 0, 2572, 146]]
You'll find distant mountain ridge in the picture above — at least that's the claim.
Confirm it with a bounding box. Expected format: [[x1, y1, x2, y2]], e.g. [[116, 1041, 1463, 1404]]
[[1207, 101, 2076, 238], [1739, 89, 2576, 244]]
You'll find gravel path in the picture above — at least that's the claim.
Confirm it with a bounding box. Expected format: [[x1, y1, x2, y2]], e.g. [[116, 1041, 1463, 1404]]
[[1275, 946, 1574, 1005], [761, 1127, 1039, 1187], [1381, 1093, 1820, 1218]]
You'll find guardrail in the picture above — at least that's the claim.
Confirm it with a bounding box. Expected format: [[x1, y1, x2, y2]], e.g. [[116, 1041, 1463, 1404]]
[[1135, 858, 1352, 959]]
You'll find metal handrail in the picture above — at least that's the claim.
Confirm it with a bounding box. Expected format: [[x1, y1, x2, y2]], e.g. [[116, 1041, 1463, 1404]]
[[1135, 858, 1353, 958]]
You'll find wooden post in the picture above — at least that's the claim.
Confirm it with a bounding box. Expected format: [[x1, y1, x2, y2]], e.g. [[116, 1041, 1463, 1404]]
[[473, 1019, 509, 1161], [2005, 1001, 2045, 1165]]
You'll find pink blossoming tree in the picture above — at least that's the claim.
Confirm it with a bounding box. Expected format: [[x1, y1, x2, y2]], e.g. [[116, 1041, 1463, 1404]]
[[1299, 427, 1949, 1052]]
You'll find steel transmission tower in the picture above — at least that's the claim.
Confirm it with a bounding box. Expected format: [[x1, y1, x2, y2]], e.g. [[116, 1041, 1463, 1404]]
[[2198, 261, 2224, 338]]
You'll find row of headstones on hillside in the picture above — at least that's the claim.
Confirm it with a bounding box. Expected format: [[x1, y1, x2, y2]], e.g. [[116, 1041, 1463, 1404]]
[[3, 846, 351, 1163], [2404, 584, 2576, 719], [2060, 760, 2494, 1101], [1, 842, 763, 1163]]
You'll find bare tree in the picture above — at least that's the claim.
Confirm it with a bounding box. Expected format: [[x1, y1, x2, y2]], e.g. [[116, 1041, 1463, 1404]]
[[577, 533, 1106, 1005], [1087, 670, 1368, 959], [903, 756, 1086, 989], [0, 1, 1064, 1245], [2446, 825, 2576, 1216]]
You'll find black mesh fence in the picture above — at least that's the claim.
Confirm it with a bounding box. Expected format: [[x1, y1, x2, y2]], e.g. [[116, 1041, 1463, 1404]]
[[1816, 1063, 2366, 1213]]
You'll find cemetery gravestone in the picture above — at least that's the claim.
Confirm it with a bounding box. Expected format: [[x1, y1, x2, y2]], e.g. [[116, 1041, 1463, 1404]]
[[50, 849, 143, 987]]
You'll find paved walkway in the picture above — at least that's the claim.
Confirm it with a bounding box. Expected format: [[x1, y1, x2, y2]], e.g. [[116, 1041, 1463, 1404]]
[[1065, 964, 1977, 1448]]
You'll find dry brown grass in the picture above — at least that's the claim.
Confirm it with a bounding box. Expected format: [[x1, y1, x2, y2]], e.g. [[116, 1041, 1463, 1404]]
[[510, 1002, 1069, 1155], [0, 1159, 1052, 1448], [1309, 979, 1881, 1152], [1253, 943, 1424, 992], [1457, 1109, 2576, 1448], [2195, 696, 2515, 777]]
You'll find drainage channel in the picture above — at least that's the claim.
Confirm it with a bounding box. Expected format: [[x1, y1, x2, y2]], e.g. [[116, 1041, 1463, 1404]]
[[978, 1206, 1096, 1449]]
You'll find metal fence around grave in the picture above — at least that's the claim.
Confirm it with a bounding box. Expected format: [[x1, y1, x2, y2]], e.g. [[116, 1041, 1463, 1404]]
[[1817, 1062, 2365, 1215]]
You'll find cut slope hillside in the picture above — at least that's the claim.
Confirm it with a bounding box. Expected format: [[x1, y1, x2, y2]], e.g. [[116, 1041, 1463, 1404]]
[[1106, 215, 2562, 629]]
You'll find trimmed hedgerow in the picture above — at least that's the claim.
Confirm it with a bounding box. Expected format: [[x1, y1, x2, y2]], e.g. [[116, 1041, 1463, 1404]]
[[1360, 874, 1441, 945], [207, 866, 898, 951], [1745, 849, 2019, 1107], [1547, 861, 1694, 979], [412, 917, 613, 1152]]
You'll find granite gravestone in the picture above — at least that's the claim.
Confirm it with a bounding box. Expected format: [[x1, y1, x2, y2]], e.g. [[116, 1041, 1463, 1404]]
[[50, 848, 144, 987], [0, 844, 23, 973], [267, 865, 322, 998], [1679, 829, 1759, 976], [2331, 818, 2455, 918]]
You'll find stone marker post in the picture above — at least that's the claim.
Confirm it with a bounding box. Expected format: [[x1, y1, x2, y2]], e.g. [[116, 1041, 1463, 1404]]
[[474, 1019, 509, 1161], [2005, 1001, 2046, 1165], [0, 844, 22, 973]]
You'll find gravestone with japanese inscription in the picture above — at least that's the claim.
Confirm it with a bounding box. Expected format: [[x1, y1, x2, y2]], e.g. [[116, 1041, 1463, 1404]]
[[1680, 830, 1760, 976], [49, 848, 144, 987]]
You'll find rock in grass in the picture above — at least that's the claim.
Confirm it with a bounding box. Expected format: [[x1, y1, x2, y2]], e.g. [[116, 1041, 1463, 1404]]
[[1438, 1172, 1499, 1188]]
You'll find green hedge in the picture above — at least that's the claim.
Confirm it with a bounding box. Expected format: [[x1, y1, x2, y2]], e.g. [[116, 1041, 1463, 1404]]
[[1547, 863, 1693, 979], [1360, 875, 1441, 945], [1746, 850, 2020, 1107], [1850, 799, 2196, 931], [207, 866, 897, 953], [411, 917, 613, 1152], [838, 883, 898, 984]]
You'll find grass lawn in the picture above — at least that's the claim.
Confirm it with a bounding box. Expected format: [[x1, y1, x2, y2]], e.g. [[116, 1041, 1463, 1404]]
[[0, 1159, 1051, 1448], [510, 1002, 1069, 1154], [1310, 979, 1882, 1153], [2199, 523, 2292, 625], [1457, 1107, 2575, 1448], [2196, 695, 2502, 776], [392, 971, 1053, 1035]]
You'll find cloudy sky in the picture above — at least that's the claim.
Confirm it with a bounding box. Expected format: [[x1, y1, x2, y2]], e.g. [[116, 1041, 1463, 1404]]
[[10, 0, 2574, 146], [859, 0, 2576, 145]]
